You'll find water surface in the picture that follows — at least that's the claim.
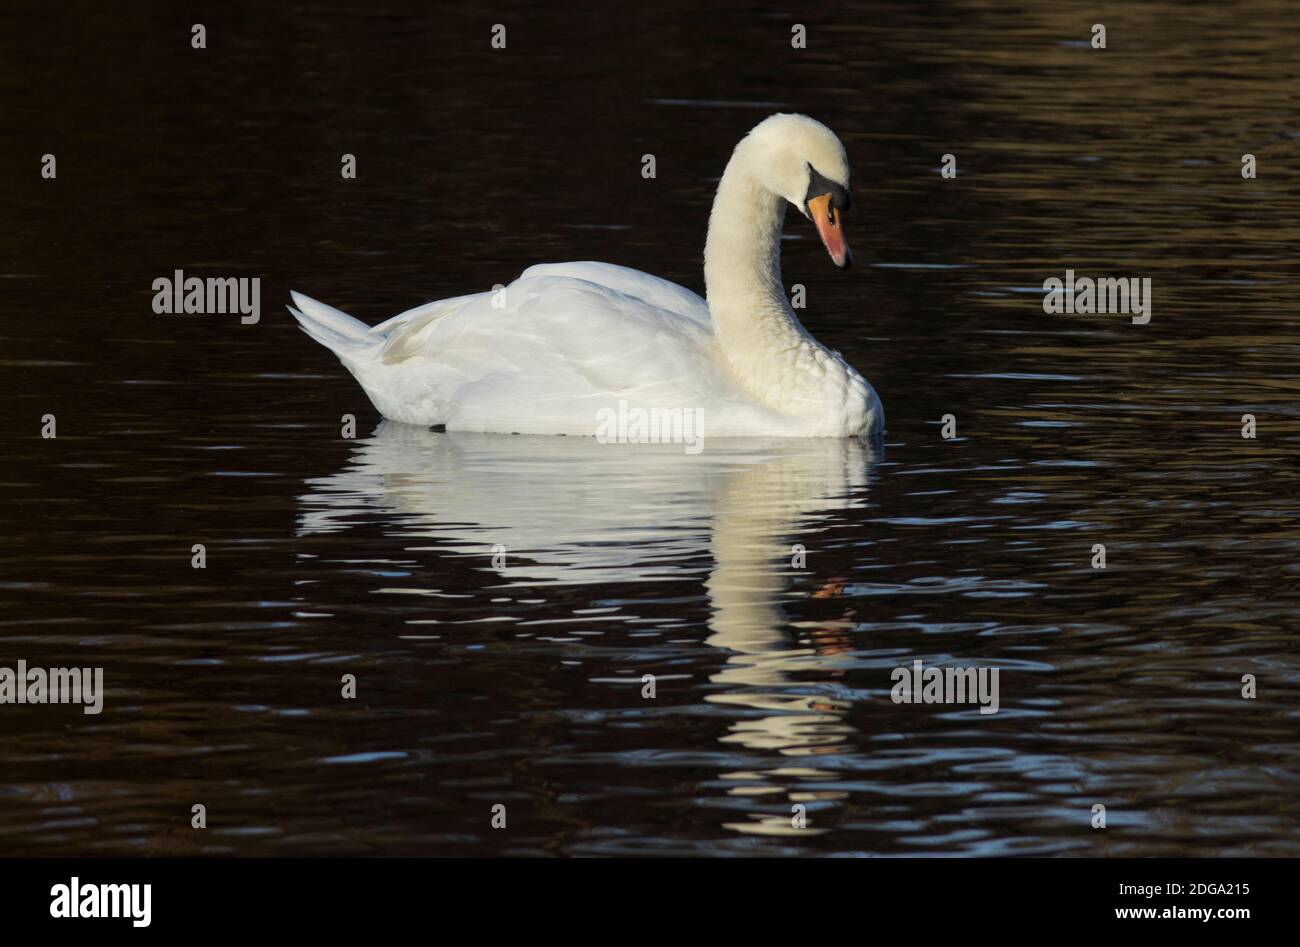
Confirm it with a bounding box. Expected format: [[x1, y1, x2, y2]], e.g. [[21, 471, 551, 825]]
[[1, 1, 1299, 855]]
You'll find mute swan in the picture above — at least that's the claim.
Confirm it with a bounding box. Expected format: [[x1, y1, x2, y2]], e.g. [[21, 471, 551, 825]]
[[289, 114, 883, 438]]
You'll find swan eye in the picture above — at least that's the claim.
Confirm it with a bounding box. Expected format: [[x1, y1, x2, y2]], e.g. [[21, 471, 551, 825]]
[[805, 164, 850, 216]]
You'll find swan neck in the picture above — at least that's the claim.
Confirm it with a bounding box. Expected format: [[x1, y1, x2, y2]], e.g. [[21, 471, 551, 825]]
[[703, 151, 811, 393]]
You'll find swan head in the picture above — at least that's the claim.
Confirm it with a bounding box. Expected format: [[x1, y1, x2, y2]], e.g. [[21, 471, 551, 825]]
[[741, 114, 853, 270]]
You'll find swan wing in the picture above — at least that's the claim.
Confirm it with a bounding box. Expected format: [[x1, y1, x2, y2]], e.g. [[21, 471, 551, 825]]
[[518, 261, 710, 327], [368, 264, 731, 434]]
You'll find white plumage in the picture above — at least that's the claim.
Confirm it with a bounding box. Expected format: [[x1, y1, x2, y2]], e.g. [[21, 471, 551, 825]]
[[289, 114, 883, 439]]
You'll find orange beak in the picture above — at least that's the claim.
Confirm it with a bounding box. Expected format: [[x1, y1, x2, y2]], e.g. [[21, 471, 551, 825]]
[[808, 192, 851, 270]]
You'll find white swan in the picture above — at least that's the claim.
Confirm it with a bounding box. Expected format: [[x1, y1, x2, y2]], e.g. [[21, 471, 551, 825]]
[[289, 114, 883, 438]]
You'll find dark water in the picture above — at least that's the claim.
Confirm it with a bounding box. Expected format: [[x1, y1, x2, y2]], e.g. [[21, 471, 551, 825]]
[[3, 2, 1299, 856]]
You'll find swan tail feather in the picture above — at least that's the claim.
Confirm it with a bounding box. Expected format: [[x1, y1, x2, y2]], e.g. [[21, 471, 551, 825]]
[[288, 291, 379, 361]]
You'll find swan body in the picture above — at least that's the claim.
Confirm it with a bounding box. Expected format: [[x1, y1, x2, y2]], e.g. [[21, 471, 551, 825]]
[[290, 114, 883, 439]]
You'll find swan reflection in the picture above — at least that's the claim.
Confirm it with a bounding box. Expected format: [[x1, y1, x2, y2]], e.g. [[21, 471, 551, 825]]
[[298, 422, 879, 837]]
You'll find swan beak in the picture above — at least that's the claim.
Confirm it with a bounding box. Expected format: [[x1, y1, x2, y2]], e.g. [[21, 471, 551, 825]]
[[808, 193, 851, 270]]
